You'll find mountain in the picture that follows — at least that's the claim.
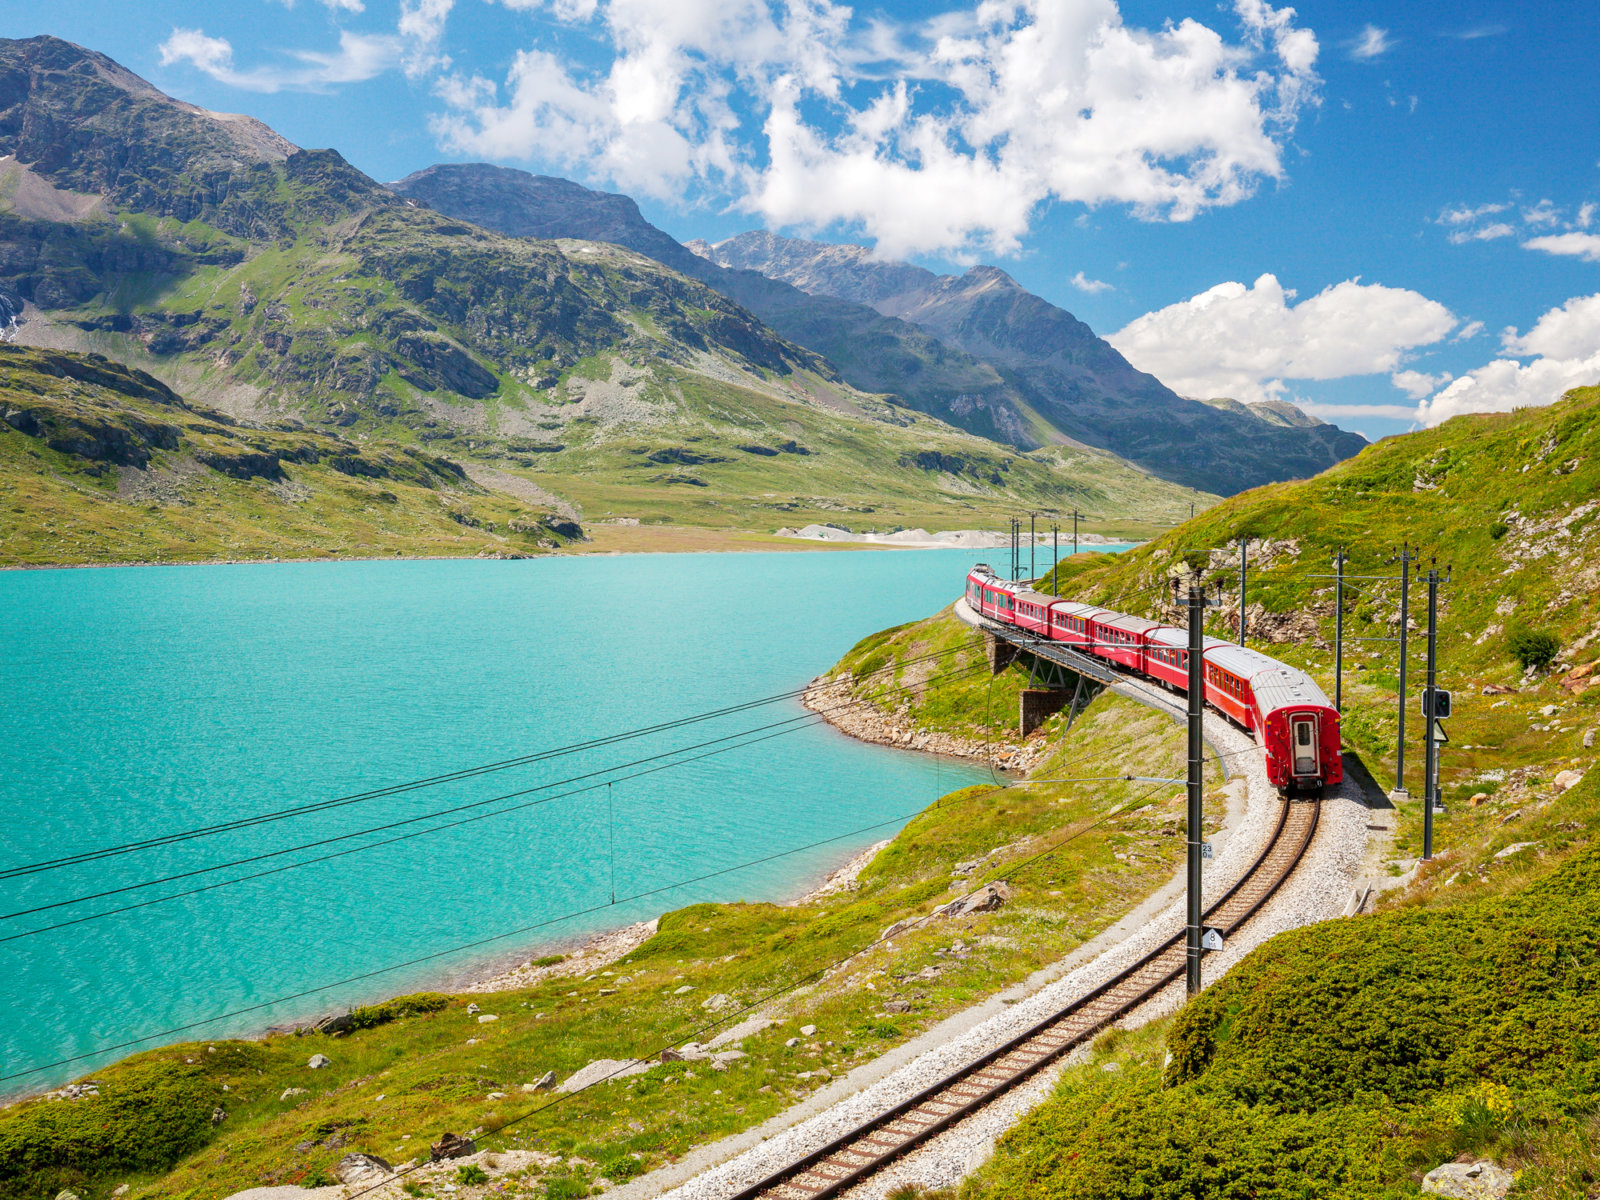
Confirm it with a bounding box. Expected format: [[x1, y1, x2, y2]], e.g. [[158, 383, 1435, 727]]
[[0, 37, 1210, 546], [696, 230, 1368, 494], [392, 163, 1050, 449]]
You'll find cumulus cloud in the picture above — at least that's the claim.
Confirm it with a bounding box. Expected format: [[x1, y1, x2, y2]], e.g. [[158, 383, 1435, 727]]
[[1107, 273, 1456, 405], [1523, 232, 1600, 263], [1391, 368, 1451, 399], [1417, 292, 1600, 425], [1348, 25, 1392, 60], [1448, 222, 1514, 244], [159, 27, 402, 91], [434, 0, 1321, 257], [1070, 271, 1113, 294]]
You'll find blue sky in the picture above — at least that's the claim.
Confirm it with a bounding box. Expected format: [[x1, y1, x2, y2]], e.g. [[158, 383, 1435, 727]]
[[8, 0, 1600, 438]]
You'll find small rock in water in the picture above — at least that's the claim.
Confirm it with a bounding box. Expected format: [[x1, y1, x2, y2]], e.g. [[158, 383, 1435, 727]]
[[335, 1153, 395, 1186], [1421, 1159, 1514, 1198], [280, 1087, 308, 1100], [431, 1132, 477, 1162], [307, 1054, 332, 1070], [800, 1025, 817, 1037]]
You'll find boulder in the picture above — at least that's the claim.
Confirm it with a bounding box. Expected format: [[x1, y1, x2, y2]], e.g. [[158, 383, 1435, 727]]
[[1481, 684, 1515, 695], [800, 1024, 817, 1037], [54, 1191, 82, 1200], [557, 1059, 653, 1092], [280, 1087, 308, 1101], [880, 919, 917, 941], [938, 881, 1012, 918], [663, 1043, 709, 1062], [711, 1051, 747, 1066], [477, 1014, 499, 1023], [335, 1153, 395, 1186], [883, 1000, 913, 1014], [532, 1070, 556, 1091], [467, 1003, 480, 1014], [1554, 769, 1585, 792], [431, 1132, 477, 1162], [1585, 728, 1596, 748], [706, 1016, 777, 1049], [1421, 1159, 1514, 1198], [315, 1012, 354, 1036], [701, 993, 733, 1013], [1468, 793, 1489, 807], [307, 1054, 332, 1069], [1539, 704, 1561, 717]]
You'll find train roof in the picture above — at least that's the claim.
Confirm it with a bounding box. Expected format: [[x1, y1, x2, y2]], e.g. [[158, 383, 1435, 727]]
[[1205, 644, 1285, 678], [1250, 663, 1335, 712], [1012, 588, 1059, 607], [1099, 612, 1163, 634], [1148, 627, 1230, 651]]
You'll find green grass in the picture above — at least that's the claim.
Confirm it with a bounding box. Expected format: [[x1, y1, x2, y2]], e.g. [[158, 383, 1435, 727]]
[[0, 626, 1234, 1200]]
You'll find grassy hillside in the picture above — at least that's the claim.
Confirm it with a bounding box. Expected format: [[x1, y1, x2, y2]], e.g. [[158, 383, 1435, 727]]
[[0, 645, 1230, 1200], [0, 345, 582, 565], [947, 386, 1600, 1198]]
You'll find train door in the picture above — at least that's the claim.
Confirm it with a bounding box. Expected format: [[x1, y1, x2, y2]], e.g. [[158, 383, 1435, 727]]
[[1290, 715, 1318, 776]]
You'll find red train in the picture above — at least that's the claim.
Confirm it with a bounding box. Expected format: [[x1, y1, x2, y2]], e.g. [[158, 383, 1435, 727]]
[[964, 564, 1341, 795]]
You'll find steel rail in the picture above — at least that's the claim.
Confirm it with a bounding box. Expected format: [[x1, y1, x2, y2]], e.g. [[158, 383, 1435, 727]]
[[726, 796, 1321, 1200]]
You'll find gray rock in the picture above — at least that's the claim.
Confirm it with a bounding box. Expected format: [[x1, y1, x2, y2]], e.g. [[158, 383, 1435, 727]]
[[706, 1016, 776, 1049], [430, 1132, 476, 1162], [701, 992, 733, 1013], [1554, 769, 1585, 791], [54, 1191, 82, 1200], [557, 1059, 653, 1092], [307, 1054, 332, 1069], [937, 880, 1012, 918], [315, 1012, 355, 1036], [280, 1086, 308, 1101], [711, 1051, 747, 1065], [785, 1037, 800, 1048], [211, 1105, 227, 1125], [1584, 728, 1596, 748], [532, 1070, 557, 1091], [800, 1024, 817, 1037], [111, 1189, 129, 1199], [335, 1153, 395, 1186], [1421, 1159, 1514, 1198], [477, 1014, 499, 1023], [880, 919, 916, 941], [467, 1003, 480, 1014], [882, 1000, 913, 1014]]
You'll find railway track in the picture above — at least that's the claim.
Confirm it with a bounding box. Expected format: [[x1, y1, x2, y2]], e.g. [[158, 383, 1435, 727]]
[[728, 797, 1321, 1200]]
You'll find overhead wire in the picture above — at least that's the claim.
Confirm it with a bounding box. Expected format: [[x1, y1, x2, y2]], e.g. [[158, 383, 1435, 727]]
[[0, 644, 976, 882], [0, 662, 995, 939]]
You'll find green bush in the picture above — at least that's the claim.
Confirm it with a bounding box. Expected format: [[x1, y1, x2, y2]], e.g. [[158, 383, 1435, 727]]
[[0, 1061, 224, 1199], [1489, 520, 1510, 540], [1506, 625, 1561, 670], [457, 1164, 489, 1185], [546, 1175, 588, 1200], [347, 992, 450, 1031]]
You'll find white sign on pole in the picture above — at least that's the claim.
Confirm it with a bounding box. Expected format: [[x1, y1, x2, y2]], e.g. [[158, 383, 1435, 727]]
[[1201, 928, 1225, 951], [1201, 841, 1214, 861], [1433, 720, 1449, 744]]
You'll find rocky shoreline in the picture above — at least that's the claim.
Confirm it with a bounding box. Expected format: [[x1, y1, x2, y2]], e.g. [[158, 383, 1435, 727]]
[[802, 674, 1049, 774]]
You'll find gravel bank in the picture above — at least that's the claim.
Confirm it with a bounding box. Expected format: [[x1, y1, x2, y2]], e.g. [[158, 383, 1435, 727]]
[[639, 612, 1378, 1200]]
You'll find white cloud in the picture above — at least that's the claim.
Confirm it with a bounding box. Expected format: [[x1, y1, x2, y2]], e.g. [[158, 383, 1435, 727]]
[[1348, 24, 1392, 60], [1524, 232, 1600, 263], [1439, 202, 1508, 225], [1453, 320, 1485, 341], [1391, 368, 1451, 399], [160, 26, 402, 92], [270, 0, 366, 9], [1070, 271, 1113, 294], [1418, 292, 1600, 425], [434, 0, 1321, 257], [1447, 222, 1515, 244], [1297, 400, 1419, 421], [1108, 272, 1456, 405]]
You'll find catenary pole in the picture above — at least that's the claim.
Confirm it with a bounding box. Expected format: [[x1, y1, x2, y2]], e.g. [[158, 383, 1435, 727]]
[[1238, 538, 1248, 645], [1334, 547, 1346, 710], [1052, 523, 1059, 588], [1423, 563, 1439, 860], [1186, 579, 1205, 995], [1073, 509, 1079, 556], [1397, 543, 1412, 794], [1030, 512, 1036, 581]]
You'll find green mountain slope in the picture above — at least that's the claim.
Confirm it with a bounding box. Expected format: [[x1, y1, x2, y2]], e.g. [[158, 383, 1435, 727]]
[[0, 36, 1210, 541], [0, 344, 585, 564]]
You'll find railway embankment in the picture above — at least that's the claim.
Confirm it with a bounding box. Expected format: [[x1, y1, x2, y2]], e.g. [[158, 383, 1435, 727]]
[[646, 610, 1379, 1200]]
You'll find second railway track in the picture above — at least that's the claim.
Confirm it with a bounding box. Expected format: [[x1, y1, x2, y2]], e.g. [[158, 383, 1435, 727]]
[[729, 796, 1321, 1200]]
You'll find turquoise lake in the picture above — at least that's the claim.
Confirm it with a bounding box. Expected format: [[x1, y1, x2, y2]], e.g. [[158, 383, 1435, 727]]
[[0, 547, 1130, 1094]]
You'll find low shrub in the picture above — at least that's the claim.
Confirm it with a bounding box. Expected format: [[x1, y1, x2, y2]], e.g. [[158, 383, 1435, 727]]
[[347, 992, 450, 1031], [1507, 625, 1562, 671], [457, 1164, 490, 1185], [1489, 520, 1510, 540]]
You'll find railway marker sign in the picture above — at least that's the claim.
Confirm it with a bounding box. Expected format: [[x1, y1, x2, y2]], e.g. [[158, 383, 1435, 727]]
[[1201, 841, 1214, 861], [1432, 719, 1449, 744], [1201, 928, 1225, 951]]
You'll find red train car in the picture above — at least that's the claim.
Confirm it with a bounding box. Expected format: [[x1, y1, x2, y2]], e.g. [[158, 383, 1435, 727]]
[[1091, 612, 1163, 672], [965, 566, 1017, 624]]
